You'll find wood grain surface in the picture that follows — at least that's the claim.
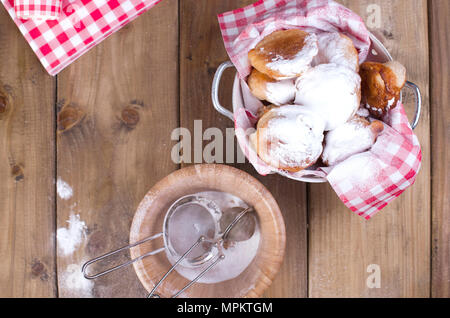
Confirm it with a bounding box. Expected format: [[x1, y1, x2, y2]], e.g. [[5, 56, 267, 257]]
[[55, 0, 178, 297], [0, 10, 56, 297], [429, 0, 450, 298], [308, 0, 431, 298], [0, 0, 447, 298]]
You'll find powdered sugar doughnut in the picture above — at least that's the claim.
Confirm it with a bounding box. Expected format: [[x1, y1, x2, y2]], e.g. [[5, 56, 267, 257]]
[[251, 105, 325, 172], [247, 68, 295, 105], [313, 32, 359, 71], [294, 63, 361, 131], [360, 61, 406, 118], [248, 29, 318, 80], [322, 116, 384, 166]]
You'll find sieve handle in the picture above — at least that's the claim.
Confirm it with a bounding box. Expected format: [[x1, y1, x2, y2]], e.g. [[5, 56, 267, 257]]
[[82, 233, 164, 279], [404, 81, 422, 130], [171, 253, 225, 298], [211, 61, 235, 122], [147, 236, 225, 299]]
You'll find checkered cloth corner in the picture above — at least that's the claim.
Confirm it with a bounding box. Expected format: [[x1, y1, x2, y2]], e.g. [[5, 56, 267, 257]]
[[218, 0, 371, 79], [327, 104, 422, 219], [219, 0, 422, 218], [14, 0, 62, 20], [2, 0, 163, 75]]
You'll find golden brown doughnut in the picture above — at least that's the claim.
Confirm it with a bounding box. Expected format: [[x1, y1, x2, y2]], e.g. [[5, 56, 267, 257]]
[[247, 68, 296, 105], [251, 105, 325, 172], [248, 29, 318, 80], [359, 61, 406, 118]]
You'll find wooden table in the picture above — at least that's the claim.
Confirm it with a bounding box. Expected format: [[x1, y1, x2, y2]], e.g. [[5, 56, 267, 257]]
[[0, 0, 448, 298]]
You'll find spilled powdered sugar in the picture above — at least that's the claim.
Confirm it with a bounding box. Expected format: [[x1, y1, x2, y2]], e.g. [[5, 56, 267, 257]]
[[57, 177, 73, 200], [57, 213, 87, 256], [60, 261, 94, 298]]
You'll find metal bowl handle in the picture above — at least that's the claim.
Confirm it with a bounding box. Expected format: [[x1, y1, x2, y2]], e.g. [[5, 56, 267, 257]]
[[404, 81, 422, 130], [211, 61, 235, 122]]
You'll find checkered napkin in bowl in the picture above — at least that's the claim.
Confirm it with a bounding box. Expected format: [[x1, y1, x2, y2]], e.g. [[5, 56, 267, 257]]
[[1, 0, 162, 75], [326, 104, 421, 219], [14, 0, 62, 20], [219, 0, 422, 219]]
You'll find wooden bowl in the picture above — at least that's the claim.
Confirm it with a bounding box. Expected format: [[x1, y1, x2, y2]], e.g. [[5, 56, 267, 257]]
[[129, 164, 286, 298]]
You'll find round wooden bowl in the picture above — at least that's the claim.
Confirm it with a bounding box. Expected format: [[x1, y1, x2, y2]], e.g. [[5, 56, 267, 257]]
[[129, 164, 286, 298]]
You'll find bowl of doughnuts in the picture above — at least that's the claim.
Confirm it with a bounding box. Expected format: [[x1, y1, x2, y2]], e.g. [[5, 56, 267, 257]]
[[212, 30, 421, 183]]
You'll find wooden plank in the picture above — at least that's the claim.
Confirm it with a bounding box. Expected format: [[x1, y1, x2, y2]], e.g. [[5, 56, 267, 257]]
[[308, 0, 431, 297], [55, 0, 179, 297], [179, 0, 307, 297], [429, 0, 450, 298], [0, 10, 56, 296]]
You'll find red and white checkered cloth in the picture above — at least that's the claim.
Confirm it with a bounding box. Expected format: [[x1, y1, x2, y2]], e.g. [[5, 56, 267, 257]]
[[14, 0, 62, 20], [2, 0, 162, 75], [218, 0, 371, 79], [220, 0, 422, 219], [327, 105, 421, 219]]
